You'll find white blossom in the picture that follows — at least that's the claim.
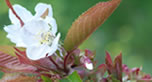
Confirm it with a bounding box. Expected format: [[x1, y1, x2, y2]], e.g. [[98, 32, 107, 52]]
[[4, 3, 60, 60]]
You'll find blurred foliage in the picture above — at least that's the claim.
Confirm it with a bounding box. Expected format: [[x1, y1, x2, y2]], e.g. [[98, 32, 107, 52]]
[[0, 0, 152, 77]]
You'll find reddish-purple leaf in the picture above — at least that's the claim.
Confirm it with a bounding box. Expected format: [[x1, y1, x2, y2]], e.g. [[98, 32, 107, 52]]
[[10, 76, 37, 82], [14, 47, 33, 65], [105, 51, 113, 74], [105, 52, 122, 81], [97, 64, 107, 78], [0, 51, 37, 73], [0, 73, 36, 82], [14, 47, 26, 57], [105, 51, 113, 65], [14, 48, 62, 72], [33, 57, 58, 71], [64, 0, 121, 52], [114, 53, 122, 81], [85, 49, 95, 59]]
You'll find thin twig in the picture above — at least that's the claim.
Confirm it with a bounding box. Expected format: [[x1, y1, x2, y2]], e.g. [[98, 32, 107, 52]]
[[48, 56, 63, 71], [63, 51, 73, 73], [5, 0, 24, 26]]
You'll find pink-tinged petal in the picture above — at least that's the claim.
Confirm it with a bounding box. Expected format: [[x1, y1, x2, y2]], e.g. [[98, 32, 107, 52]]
[[131, 67, 140, 75], [142, 74, 152, 79], [34, 3, 53, 18], [9, 4, 33, 25], [122, 64, 130, 75]]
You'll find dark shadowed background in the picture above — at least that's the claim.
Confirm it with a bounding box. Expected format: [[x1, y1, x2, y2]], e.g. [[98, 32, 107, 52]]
[[0, 0, 152, 77]]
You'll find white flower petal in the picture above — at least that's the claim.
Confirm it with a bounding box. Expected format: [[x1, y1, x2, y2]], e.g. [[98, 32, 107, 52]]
[[6, 34, 26, 47], [34, 3, 57, 35], [26, 33, 60, 60], [35, 3, 53, 18], [20, 28, 40, 46], [4, 24, 19, 33], [45, 16, 57, 35], [26, 44, 51, 60], [16, 42, 27, 47], [4, 25, 26, 47], [48, 33, 61, 56], [9, 4, 33, 25], [58, 48, 63, 57], [22, 19, 50, 35]]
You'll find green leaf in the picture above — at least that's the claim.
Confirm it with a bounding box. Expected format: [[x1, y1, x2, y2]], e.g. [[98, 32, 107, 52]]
[[111, 75, 120, 82], [41, 75, 52, 82], [67, 71, 82, 82], [60, 71, 82, 82], [60, 78, 69, 82], [64, 0, 121, 52]]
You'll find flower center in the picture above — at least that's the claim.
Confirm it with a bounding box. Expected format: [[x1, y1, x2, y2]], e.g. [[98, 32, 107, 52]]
[[40, 31, 54, 45]]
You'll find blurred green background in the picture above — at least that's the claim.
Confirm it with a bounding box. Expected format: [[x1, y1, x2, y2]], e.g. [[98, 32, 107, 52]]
[[0, 0, 152, 77]]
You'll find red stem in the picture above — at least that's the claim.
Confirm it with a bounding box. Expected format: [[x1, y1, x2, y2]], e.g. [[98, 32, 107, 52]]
[[48, 56, 63, 71], [5, 0, 24, 27], [63, 52, 72, 73]]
